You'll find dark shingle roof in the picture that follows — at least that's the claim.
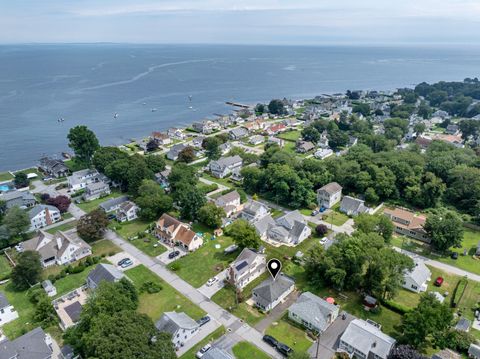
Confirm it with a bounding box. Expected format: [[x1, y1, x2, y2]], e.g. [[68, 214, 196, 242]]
[[87, 263, 125, 287], [253, 274, 295, 307], [64, 301, 83, 323]]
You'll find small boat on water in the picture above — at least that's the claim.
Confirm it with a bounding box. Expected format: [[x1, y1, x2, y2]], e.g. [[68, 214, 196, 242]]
[[114, 113, 119, 119], [188, 106, 193, 109], [151, 108, 157, 112], [62, 152, 71, 159], [57, 117, 65, 123]]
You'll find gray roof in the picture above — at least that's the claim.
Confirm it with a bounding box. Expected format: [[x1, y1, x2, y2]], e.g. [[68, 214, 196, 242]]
[[155, 312, 198, 334], [203, 348, 234, 359], [276, 210, 304, 229], [0, 292, 10, 309], [469, 344, 480, 358], [64, 301, 83, 323], [41, 280, 55, 292], [406, 261, 431, 287], [231, 248, 263, 276], [242, 200, 268, 217], [215, 190, 240, 205], [86, 181, 109, 191], [230, 127, 248, 137], [340, 319, 395, 359], [0, 327, 51, 359], [289, 292, 339, 332], [99, 196, 129, 211], [253, 274, 295, 307], [211, 155, 242, 169], [454, 317, 471, 332], [168, 143, 188, 157], [0, 190, 35, 203], [318, 182, 342, 195], [87, 263, 125, 287], [254, 215, 275, 236], [340, 196, 369, 215], [28, 204, 59, 219]]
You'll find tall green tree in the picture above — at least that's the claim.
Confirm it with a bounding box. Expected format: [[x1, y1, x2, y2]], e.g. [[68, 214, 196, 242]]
[[92, 147, 129, 173], [13, 173, 29, 188], [77, 208, 109, 242], [11, 250, 42, 290], [176, 184, 206, 221], [3, 206, 29, 238], [424, 210, 464, 252], [226, 219, 261, 250], [198, 203, 225, 228], [67, 125, 100, 163], [136, 180, 173, 220]]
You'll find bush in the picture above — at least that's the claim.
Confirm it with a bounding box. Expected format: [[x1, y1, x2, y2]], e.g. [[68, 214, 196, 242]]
[[108, 251, 117, 256], [47, 274, 56, 283], [316, 224, 328, 236], [452, 277, 468, 308], [70, 265, 85, 274], [169, 262, 180, 271], [381, 299, 413, 315], [140, 281, 162, 294]]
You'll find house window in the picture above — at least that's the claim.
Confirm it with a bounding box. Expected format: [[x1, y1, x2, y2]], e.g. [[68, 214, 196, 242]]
[[411, 285, 418, 290]]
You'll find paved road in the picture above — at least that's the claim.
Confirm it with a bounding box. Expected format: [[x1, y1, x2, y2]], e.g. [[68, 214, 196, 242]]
[[254, 290, 300, 333], [104, 230, 280, 358], [198, 269, 227, 299], [394, 247, 480, 282]]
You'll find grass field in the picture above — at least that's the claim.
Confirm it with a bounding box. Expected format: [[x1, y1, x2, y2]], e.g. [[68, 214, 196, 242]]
[[46, 220, 77, 234], [0, 172, 13, 182], [91, 239, 122, 257], [180, 326, 225, 359], [111, 219, 166, 257], [201, 173, 237, 189], [212, 273, 267, 326], [265, 318, 314, 353], [76, 191, 124, 213], [321, 210, 349, 226], [277, 130, 302, 142], [174, 235, 239, 288], [126, 265, 205, 321], [232, 341, 270, 359], [0, 255, 12, 278]]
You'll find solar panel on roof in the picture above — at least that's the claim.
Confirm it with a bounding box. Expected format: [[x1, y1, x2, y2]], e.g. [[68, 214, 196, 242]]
[[235, 261, 248, 271]]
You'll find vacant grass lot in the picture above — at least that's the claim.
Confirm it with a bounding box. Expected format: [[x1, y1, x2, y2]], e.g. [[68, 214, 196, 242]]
[[265, 318, 314, 353], [126, 265, 205, 321], [0, 255, 12, 278], [232, 341, 270, 359], [111, 219, 166, 257], [174, 235, 239, 288], [91, 239, 122, 257], [277, 130, 302, 142], [76, 191, 124, 213], [321, 209, 349, 226], [0, 172, 13, 181], [180, 326, 225, 359], [46, 220, 77, 234]]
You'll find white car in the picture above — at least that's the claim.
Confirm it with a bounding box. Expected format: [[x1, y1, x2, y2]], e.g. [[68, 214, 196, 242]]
[[195, 344, 212, 358], [206, 276, 218, 287], [319, 237, 328, 245]]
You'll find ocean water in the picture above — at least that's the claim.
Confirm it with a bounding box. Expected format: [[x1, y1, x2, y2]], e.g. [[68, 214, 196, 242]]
[[1, 44, 480, 171]]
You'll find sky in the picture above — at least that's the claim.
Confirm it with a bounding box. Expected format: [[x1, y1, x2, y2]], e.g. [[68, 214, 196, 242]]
[[1, 0, 480, 45]]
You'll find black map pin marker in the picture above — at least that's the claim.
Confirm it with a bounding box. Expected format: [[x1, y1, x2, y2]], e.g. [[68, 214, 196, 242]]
[[267, 258, 282, 280]]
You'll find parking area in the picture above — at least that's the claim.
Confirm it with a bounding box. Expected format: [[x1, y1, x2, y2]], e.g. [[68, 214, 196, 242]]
[[198, 269, 227, 298], [177, 316, 221, 356], [157, 246, 188, 265], [107, 251, 140, 271]]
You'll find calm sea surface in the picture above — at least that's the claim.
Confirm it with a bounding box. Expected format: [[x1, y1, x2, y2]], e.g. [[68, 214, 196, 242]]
[[1, 44, 479, 171]]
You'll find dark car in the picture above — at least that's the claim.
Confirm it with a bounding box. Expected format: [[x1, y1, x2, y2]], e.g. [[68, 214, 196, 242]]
[[276, 343, 293, 356], [262, 335, 278, 348], [451, 252, 459, 260], [168, 250, 180, 259], [107, 213, 116, 220], [197, 316, 210, 327], [117, 258, 128, 266]]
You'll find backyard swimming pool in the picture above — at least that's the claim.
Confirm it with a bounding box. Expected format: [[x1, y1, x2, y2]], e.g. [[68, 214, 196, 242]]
[[0, 184, 12, 192]]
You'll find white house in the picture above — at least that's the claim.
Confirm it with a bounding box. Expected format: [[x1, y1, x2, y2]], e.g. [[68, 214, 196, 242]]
[[116, 201, 139, 222], [288, 292, 339, 333], [155, 312, 199, 350], [42, 280, 57, 297], [317, 182, 342, 209], [338, 319, 396, 359], [403, 260, 431, 293], [257, 210, 311, 245], [19, 230, 92, 267], [339, 196, 371, 216], [0, 293, 19, 326], [28, 204, 61, 231], [226, 248, 266, 289], [83, 181, 111, 201], [240, 200, 270, 223], [68, 169, 107, 192], [314, 148, 333, 160], [209, 155, 243, 179], [214, 190, 242, 218], [252, 274, 295, 311]]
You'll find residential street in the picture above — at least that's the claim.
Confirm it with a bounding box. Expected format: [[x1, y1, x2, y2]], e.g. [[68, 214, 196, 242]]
[[104, 230, 281, 358]]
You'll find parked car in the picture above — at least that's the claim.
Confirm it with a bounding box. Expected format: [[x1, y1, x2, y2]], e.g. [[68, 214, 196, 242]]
[[117, 258, 128, 266], [197, 315, 210, 327], [262, 335, 278, 348], [120, 259, 133, 268], [434, 276, 444, 287], [276, 342, 293, 356], [311, 209, 319, 216], [195, 344, 212, 358], [319, 237, 328, 245], [107, 213, 116, 220], [319, 206, 326, 213], [451, 252, 459, 260], [206, 276, 218, 287], [168, 250, 180, 259]]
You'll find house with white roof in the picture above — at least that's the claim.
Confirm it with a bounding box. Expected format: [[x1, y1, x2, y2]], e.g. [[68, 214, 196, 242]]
[[155, 312, 199, 349], [68, 169, 108, 192], [288, 292, 339, 334], [28, 204, 61, 231], [317, 182, 342, 209], [209, 155, 243, 179], [402, 260, 431, 293], [338, 319, 396, 359], [0, 293, 19, 327], [226, 248, 266, 289]]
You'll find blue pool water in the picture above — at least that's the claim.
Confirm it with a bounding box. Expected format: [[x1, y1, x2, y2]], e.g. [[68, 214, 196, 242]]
[[0, 185, 11, 192]]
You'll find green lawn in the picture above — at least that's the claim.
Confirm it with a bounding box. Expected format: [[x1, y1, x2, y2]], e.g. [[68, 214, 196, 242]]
[[174, 235, 238, 288], [64, 158, 88, 172], [180, 326, 226, 359], [392, 229, 480, 275], [76, 191, 124, 213], [125, 265, 205, 321], [0, 255, 12, 278], [91, 239, 122, 257], [232, 342, 270, 359], [321, 210, 349, 226], [0, 172, 13, 182], [111, 219, 166, 257], [277, 130, 302, 142], [265, 318, 314, 353], [201, 173, 237, 189], [46, 220, 77, 234], [212, 273, 267, 326], [13, 167, 43, 179]]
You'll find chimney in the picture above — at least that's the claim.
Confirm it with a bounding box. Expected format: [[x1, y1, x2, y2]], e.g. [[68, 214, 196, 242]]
[[56, 236, 62, 249]]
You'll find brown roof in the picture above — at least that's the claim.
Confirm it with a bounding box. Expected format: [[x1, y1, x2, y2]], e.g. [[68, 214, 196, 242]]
[[384, 207, 426, 231], [157, 213, 182, 231], [415, 136, 432, 148], [175, 226, 197, 246], [151, 131, 169, 140], [319, 182, 342, 195]]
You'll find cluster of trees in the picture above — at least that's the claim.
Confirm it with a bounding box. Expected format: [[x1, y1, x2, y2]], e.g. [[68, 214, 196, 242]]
[[301, 118, 349, 150], [64, 279, 176, 359], [255, 99, 286, 115], [225, 219, 261, 249], [305, 229, 413, 300], [0, 206, 30, 248], [414, 79, 480, 117], [11, 250, 42, 290], [77, 208, 109, 242]]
